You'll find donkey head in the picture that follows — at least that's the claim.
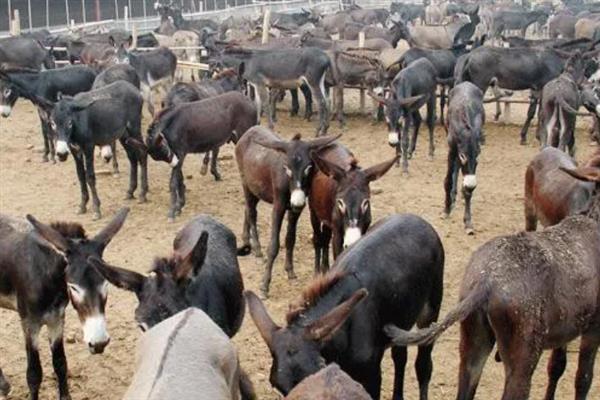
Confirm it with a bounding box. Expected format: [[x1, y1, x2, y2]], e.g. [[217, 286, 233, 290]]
[[367, 90, 424, 146], [26, 208, 129, 354], [254, 134, 341, 212], [312, 155, 397, 248], [0, 78, 19, 118], [560, 153, 600, 219], [456, 112, 483, 190], [89, 231, 209, 331], [245, 288, 367, 395], [51, 94, 104, 161]]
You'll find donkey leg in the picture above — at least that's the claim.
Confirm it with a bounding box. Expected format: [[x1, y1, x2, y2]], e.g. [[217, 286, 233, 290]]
[[84, 147, 102, 220], [498, 336, 541, 400], [543, 347, 567, 400], [39, 115, 51, 163], [122, 143, 139, 201], [290, 88, 299, 117], [210, 147, 221, 181], [336, 86, 345, 127], [311, 72, 330, 136], [110, 141, 119, 176], [414, 297, 441, 400], [283, 210, 301, 280], [463, 186, 475, 235], [391, 346, 408, 400], [574, 334, 599, 400], [73, 152, 89, 215], [401, 116, 411, 174], [22, 320, 42, 400], [456, 311, 495, 400], [47, 313, 70, 400], [269, 89, 278, 124], [321, 225, 332, 271], [309, 209, 323, 274], [439, 85, 446, 124], [520, 93, 539, 145], [0, 367, 10, 399], [260, 202, 286, 298], [426, 97, 436, 159], [444, 149, 457, 217], [200, 152, 210, 176], [242, 187, 263, 258], [409, 112, 420, 158], [175, 162, 186, 215], [301, 83, 313, 120], [167, 167, 178, 221]]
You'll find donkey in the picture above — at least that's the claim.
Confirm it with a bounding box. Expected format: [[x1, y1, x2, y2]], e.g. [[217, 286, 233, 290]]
[[141, 91, 257, 220], [284, 364, 371, 400], [0, 37, 55, 70], [0, 66, 96, 162], [246, 213, 445, 399], [369, 58, 439, 174], [443, 81, 485, 235], [235, 127, 340, 298], [525, 147, 600, 231], [122, 308, 249, 400], [538, 52, 589, 156], [89, 213, 245, 335], [237, 47, 331, 135], [309, 144, 397, 272], [0, 208, 129, 400], [42, 81, 147, 220], [385, 164, 600, 400]]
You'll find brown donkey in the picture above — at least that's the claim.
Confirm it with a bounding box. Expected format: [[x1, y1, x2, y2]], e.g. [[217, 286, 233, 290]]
[[386, 163, 600, 400], [235, 126, 340, 297], [308, 144, 397, 273]]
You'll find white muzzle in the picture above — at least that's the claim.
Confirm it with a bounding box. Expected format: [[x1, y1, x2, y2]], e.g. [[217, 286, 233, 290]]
[[56, 140, 70, 157], [343, 227, 362, 248], [83, 315, 109, 352], [595, 104, 600, 117], [0, 105, 12, 117], [170, 154, 179, 168], [290, 189, 306, 208], [388, 132, 399, 145], [100, 145, 113, 162], [463, 174, 477, 189]]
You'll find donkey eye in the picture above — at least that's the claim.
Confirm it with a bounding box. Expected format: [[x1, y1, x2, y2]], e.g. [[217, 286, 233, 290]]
[[361, 199, 370, 213], [138, 323, 148, 332], [3, 89, 11, 97], [304, 165, 312, 176], [284, 166, 292, 178], [67, 283, 85, 303], [50, 120, 57, 130]]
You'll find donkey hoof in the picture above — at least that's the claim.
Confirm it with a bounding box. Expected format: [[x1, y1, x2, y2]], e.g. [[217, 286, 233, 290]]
[[93, 211, 102, 221], [213, 174, 222, 182], [520, 138, 527, 146], [112, 171, 120, 178], [138, 196, 147, 204], [465, 227, 475, 235], [77, 206, 87, 215], [42, 155, 49, 163], [259, 287, 270, 300], [167, 216, 175, 223], [287, 271, 297, 280], [200, 164, 208, 176]]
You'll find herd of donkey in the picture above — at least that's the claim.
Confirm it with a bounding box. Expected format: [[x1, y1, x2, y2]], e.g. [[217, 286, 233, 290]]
[[1, 0, 600, 399]]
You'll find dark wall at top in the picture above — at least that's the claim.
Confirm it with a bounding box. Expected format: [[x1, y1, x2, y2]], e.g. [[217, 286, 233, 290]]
[[0, 0, 253, 32]]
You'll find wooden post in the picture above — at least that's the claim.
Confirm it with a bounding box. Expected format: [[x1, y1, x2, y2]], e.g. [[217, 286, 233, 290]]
[[358, 31, 366, 115], [262, 9, 271, 45], [125, 6, 129, 30], [132, 24, 138, 49], [504, 101, 512, 124], [27, 0, 32, 32], [46, 0, 50, 28], [65, 0, 70, 26], [82, 0, 87, 24], [12, 9, 21, 35]]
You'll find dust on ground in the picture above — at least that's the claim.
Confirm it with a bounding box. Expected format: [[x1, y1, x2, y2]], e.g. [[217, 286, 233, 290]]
[[0, 92, 597, 399]]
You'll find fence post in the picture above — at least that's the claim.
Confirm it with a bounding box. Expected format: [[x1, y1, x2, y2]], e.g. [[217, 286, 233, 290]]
[[82, 0, 87, 24], [7, 0, 12, 34], [125, 6, 129, 30], [27, 0, 32, 32], [358, 31, 366, 115], [132, 24, 138, 48], [199, 1, 204, 13], [114, 0, 119, 20], [65, 0, 70, 26], [46, 0, 50, 28], [504, 101, 512, 124], [12, 9, 21, 35], [262, 9, 271, 44]]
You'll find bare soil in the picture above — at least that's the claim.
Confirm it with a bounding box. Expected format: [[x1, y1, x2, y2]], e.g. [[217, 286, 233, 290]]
[[0, 94, 598, 400]]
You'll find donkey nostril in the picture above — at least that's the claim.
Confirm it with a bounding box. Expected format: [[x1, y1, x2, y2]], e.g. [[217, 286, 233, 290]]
[[88, 338, 110, 354]]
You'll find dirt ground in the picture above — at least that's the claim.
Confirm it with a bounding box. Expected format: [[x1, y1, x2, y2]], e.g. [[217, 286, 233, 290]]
[[0, 93, 598, 400]]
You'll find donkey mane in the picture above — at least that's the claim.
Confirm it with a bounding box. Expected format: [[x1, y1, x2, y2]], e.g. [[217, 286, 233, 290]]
[[146, 106, 174, 139], [286, 270, 347, 324], [49, 222, 87, 239], [151, 256, 180, 276]]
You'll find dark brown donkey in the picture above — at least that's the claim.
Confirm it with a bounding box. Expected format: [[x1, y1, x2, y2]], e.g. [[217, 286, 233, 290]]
[[0, 208, 129, 400], [235, 126, 340, 297], [308, 144, 397, 273], [525, 147, 600, 231], [246, 213, 445, 399], [385, 163, 600, 400], [141, 91, 257, 220]]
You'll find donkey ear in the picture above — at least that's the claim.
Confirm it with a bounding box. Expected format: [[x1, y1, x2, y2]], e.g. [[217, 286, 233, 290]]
[[88, 256, 145, 294], [364, 156, 398, 182], [70, 95, 106, 111], [245, 291, 281, 350], [108, 35, 116, 47], [312, 153, 346, 181], [93, 207, 130, 249], [253, 136, 290, 153], [305, 288, 368, 342], [559, 166, 600, 182], [26, 214, 69, 253], [174, 231, 209, 281], [307, 133, 342, 150]]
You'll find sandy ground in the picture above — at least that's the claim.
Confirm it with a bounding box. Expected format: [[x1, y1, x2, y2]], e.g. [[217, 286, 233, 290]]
[[0, 93, 598, 400]]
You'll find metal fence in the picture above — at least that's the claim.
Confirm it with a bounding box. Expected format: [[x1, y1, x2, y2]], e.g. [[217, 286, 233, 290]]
[[1, 0, 398, 36]]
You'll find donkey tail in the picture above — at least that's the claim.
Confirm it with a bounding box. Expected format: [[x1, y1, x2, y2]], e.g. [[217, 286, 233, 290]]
[[384, 282, 489, 346], [239, 367, 257, 400], [557, 95, 584, 116], [236, 244, 252, 256]]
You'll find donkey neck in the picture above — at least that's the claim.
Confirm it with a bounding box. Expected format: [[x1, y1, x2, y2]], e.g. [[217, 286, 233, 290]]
[[12, 72, 40, 95]]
